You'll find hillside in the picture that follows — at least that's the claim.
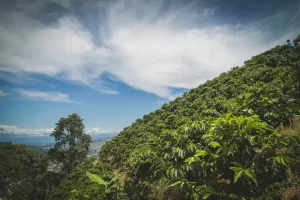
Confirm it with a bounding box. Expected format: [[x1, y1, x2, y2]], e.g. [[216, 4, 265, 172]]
[[50, 36, 300, 200]]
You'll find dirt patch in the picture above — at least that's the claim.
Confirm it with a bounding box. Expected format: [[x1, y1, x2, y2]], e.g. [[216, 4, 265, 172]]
[[278, 115, 300, 136], [107, 156, 114, 163], [92, 158, 100, 166], [281, 185, 300, 200], [292, 115, 300, 135], [119, 173, 127, 183]]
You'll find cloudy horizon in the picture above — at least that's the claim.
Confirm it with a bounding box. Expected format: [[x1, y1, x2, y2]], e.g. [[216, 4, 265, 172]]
[[0, 124, 120, 136]]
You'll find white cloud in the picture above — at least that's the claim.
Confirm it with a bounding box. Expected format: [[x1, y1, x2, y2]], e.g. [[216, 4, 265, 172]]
[[86, 127, 120, 134], [100, 1, 300, 99], [0, 125, 118, 135], [17, 88, 77, 103], [0, 0, 299, 99], [0, 14, 118, 94], [107, 25, 264, 99], [0, 125, 53, 135], [0, 90, 9, 97]]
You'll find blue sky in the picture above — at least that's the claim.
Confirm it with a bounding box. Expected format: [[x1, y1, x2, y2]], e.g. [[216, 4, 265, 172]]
[[0, 0, 300, 136]]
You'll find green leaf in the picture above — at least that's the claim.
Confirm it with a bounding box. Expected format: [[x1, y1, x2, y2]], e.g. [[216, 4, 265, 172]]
[[280, 141, 288, 146], [203, 194, 212, 199], [281, 157, 287, 167], [231, 162, 243, 168], [273, 155, 300, 167], [244, 168, 258, 186], [108, 173, 122, 184], [230, 166, 244, 172], [174, 169, 178, 178], [86, 171, 108, 187], [184, 156, 200, 164], [195, 150, 208, 157], [208, 141, 222, 148], [170, 180, 182, 187], [233, 170, 244, 183]]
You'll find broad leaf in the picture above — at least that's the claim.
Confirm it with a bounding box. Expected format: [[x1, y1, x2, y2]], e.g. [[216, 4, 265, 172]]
[[86, 171, 108, 187], [184, 156, 200, 164], [195, 150, 208, 157], [208, 141, 222, 148]]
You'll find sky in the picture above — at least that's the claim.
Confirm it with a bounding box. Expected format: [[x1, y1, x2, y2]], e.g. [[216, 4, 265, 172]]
[[0, 0, 300, 136]]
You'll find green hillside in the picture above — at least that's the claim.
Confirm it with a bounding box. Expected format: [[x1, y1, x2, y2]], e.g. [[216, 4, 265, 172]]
[[50, 36, 300, 200]]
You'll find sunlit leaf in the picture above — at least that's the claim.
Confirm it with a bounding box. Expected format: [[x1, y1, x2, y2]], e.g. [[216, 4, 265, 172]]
[[208, 141, 222, 148], [86, 171, 108, 187], [195, 150, 208, 157]]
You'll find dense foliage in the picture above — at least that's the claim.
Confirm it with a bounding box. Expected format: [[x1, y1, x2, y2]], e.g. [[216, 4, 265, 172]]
[[96, 35, 300, 199], [0, 143, 48, 200], [48, 159, 109, 200], [48, 158, 128, 200], [0, 114, 95, 200]]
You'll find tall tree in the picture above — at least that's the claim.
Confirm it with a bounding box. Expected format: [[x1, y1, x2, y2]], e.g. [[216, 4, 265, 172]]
[[48, 113, 92, 174]]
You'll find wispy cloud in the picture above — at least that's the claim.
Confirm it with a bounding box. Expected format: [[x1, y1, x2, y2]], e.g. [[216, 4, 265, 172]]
[[0, 0, 299, 99], [0, 125, 118, 135], [17, 88, 77, 103], [0, 90, 9, 97]]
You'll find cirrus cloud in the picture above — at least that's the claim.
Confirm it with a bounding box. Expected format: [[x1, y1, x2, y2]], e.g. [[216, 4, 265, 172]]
[[17, 88, 77, 103]]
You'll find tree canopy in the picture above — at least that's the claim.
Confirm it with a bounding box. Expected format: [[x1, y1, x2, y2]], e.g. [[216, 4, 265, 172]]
[[48, 113, 92, 174]]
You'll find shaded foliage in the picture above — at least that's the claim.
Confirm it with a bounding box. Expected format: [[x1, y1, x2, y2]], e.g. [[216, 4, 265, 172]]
[[0, 143, 48, 200], [48, 158, 128, 200]]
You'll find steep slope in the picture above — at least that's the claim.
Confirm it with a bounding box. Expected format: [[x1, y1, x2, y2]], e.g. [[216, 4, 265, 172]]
[[101, 38, 300, 163], [50, 36, 300, 200], [98, 35, 300, 199]]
